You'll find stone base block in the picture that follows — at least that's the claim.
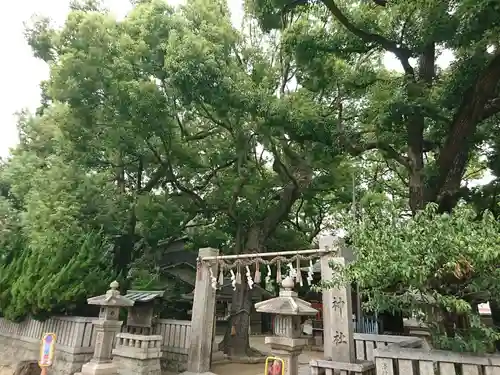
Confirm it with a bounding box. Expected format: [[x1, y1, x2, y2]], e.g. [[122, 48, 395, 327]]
[[80, 361, 118, 375], [178, 372, 218, 375], [113, 355, 160, 375], [161, 351, 188, 372]]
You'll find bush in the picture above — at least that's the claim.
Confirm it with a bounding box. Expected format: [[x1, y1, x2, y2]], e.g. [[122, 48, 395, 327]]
[[329, 200, 500, 353]]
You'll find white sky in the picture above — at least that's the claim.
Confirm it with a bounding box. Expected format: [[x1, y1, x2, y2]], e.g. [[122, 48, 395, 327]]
[[0, 0, 493, 186]]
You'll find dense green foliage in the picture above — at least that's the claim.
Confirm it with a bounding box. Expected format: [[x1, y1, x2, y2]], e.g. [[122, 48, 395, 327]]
[[339, 199, 500, 352], [0, 0, 499, 354], [247, 0, 500, 214]]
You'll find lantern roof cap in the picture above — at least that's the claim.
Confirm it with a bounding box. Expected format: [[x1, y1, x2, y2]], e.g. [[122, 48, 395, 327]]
[[87, 281, 135, 307], [254, 277, 318, 316]]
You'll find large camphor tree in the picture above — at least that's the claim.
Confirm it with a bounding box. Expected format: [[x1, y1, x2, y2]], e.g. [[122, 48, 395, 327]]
[[246, 0, 500, 212], [8, 0, 353, 356]]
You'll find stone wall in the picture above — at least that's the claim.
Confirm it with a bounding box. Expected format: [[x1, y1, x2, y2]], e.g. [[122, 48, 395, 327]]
[[0, 324, 94, 375], [0, 316, 192, 375]]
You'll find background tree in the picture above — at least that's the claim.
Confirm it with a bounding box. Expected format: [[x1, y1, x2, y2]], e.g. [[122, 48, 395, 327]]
[[0, 110, 122, 320]]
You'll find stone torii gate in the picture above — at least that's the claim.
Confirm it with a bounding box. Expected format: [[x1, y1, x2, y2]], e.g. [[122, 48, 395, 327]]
[[180, 235, 355, 375]]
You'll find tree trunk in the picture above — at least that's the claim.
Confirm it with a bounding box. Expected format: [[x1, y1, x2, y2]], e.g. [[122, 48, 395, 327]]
[[218, 146, 313, 357], [218, 282, 256, 356], [489, 300, 500, 351], [218, 227, 264, 357], [407, 43, 434, 213], [113, 208, 137, 280], [407, 137, 425, 213], [428, 52, 500, 208], [113, 158, 142, 279]]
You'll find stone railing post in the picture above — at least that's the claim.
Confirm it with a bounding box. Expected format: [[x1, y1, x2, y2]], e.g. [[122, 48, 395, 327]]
[[112, 333, 162, 375]]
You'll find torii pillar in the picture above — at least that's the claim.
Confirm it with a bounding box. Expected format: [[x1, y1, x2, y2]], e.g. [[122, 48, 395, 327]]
[[181, 247, 219, 375]]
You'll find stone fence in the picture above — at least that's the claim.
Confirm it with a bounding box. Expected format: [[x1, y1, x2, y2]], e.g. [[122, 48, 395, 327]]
[[4, 314, 500, 375], [310, 334, 423, 375], [353, 333, 423, 361], [312, 332, 500, 375], [0, 316, 191, 375], [373, 343, 500, 375]]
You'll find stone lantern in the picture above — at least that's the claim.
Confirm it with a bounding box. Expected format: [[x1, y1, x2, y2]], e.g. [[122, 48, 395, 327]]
[[78, 281, 135, 375], [254, 276, 318, 375]]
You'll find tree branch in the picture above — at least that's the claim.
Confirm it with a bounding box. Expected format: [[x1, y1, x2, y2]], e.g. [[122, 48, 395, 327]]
[[294, 199, 304, 229], [271, 141, 299, 188], [141, 164, 167, 193], [350, 141, 411, 169], [307, 204, 325, 243], [193, 158, 238, 190], [163, 159, 208, 208], [384, 158, 409, 187], [320, 0, 414, 74], [481, 97, 500, 121], [262, 144, 313, 240]]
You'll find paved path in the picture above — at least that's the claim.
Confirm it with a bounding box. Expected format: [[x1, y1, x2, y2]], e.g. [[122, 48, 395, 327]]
[[213, 335, 323, 364], [208, 336, 318, 375], [210, 362, 310, 375]]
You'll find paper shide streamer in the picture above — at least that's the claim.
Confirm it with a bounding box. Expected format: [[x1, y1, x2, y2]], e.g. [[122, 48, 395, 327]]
[[307, 260, 314, 285], [235, 266, 242, 285], [287, 262, 297, 280], [246, 265, 254, 289], [209, 266, 218, 290], [296, 258, 303, 286], [230, 269, 236, 290], [265, 264, 272, 285], [203, 252, 325, 290], [254, 261, 261, 284]]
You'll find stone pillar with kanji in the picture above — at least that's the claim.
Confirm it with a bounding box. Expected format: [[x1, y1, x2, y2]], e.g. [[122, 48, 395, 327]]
[[78, 281, 135, 375], [320, 235, 356, 363]]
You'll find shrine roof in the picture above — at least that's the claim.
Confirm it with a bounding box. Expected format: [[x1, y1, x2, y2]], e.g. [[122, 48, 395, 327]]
[[124, 290, 165, 302]]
